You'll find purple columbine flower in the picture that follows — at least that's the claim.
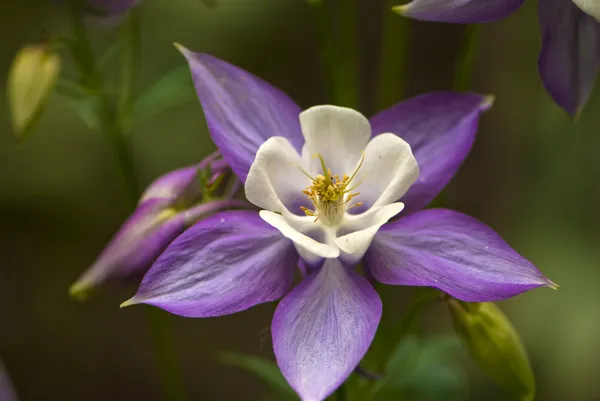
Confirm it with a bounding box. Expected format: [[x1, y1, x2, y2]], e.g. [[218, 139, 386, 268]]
[[0, 361, 17, 401], [122, 49, 555, 401], [69, 152, 244, 299], [86, 0, 140, 15], [395, 0, 600, 116]]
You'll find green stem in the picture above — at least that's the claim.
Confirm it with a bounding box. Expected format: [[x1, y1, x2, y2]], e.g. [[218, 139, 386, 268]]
[[147, 309, 188, 401], [376, 0, 410, 112], [308, 0, 359, 108], [66, 5, 186, 401], [118, 9, 141, 135], [336, 0, 359, 108], [454, 24, 481, 91]]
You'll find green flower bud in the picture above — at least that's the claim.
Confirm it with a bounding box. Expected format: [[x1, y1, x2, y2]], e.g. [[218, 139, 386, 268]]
[[448, 299, 535, 401], [7, 44, 61, 140]]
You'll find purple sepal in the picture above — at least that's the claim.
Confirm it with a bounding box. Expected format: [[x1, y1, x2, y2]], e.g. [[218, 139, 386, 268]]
[[124, 211, 298, 317], [396, 0, 524, 23], [370, 92, 492, 214], [366, 209, 555, 302], [272, 259, 382, 401], [538, 0, 600, 115], [178, 47, 305, 182]]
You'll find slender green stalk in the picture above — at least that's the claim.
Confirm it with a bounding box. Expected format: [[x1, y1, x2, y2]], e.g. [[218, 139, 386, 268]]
[[66, 4, 186, 400], [308, 0, 359, 108], [147, 308, 188, 401], [336, 0, 359, 108], [118, 9, 141, 134], [377, 0, 410, 112], [454, 24, 481, 91]]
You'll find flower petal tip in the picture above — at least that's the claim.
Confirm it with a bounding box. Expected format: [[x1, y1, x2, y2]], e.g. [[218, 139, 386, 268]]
[[173, 42, 190, 56], [69, 281, 92, 302], [392, 3, 412, 15], [120, 297, 139, 308], [482, 94, 495, 109], [546, 279, 560, 290]]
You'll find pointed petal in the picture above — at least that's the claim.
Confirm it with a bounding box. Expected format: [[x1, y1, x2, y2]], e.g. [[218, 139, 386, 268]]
[[272, 259, 382, 401], [356, 133, 419, 210], [573, 0, 600, 21], [538, 0, 600, 115], [395, 0, 524, 23], [126, 211, 298, 317], [70, 199, 185, 298], [370, 93, 493, 213], [336, 203, 404, 265], [300, 106, 371, 176], [367, 209, 554, 302], [179, 48, 304, 182], [260, 210, 339, 265], [245, 137, 312, 214]]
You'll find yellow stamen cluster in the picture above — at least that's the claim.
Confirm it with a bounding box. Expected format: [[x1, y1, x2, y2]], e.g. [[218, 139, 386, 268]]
[[298, 153, 364, 226]]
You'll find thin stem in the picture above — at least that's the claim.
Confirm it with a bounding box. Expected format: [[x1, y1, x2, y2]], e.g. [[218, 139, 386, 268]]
[[147, 309, 188, 401], [118, 9, 141, 135], [377, 0, 410, 112], [308, 0, 359, 108], [454, 24, 481, 91], [336, 0, 359, 108], [65, 5, 187, 401]]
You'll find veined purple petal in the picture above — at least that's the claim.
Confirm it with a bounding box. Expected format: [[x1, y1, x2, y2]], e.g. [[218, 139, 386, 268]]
[[124, 211, 297, 317], [395, 0, 524, 23], [370, 92, 492, 214], [272, 259, 382, 401], [70, 199, 186, 298], [367, 209, 555, 302], [178, 47, 304, 182], [538, 0, 600, 115]]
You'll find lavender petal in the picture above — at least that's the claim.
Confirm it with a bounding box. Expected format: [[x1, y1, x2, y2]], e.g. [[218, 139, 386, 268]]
[[395, 0, 524, 23], [272, 259, 382, 401], [367, 209, 555, 302], [178, 48, 304, 182], [538, 0, 600, 115], [124, 211, 297, 317], [370, 92, 492, 214]]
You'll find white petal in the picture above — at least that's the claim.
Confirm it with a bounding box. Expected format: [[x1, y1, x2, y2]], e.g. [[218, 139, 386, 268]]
[[260, 210, 340, 265], [335, 203, 404, 265], [356, 133, 419, 209], [573, 0, 600, 21], [299, 106, 371, 176], [245, 137, 312, 213]]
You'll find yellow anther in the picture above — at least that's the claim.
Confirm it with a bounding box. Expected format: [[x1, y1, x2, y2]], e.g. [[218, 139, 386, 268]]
[[297, 152, 365, 225]]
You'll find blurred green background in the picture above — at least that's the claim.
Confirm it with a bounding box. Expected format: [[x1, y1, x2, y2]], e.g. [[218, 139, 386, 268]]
[[1, 0, 599, 400]]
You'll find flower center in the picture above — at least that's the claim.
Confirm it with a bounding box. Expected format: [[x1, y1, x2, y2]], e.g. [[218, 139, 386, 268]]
[[298, 153, 364, 227]]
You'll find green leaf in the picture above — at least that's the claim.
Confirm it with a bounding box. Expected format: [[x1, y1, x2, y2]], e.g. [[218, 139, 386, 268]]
[[370, 335, 467, 401], [220, 352, 298, 400], [132, 65, 197, 127], [8, 45, 61, 140]]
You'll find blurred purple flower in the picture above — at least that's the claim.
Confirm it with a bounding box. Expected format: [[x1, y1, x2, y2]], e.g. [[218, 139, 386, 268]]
[[395, 0, 600, 116], [70, 152, 243, 299], [122, 51, 555, 401]]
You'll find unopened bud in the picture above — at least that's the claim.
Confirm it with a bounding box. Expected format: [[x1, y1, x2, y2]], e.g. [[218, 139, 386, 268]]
[[7, 44, 60, 140], [448, 299, 535, 401]]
